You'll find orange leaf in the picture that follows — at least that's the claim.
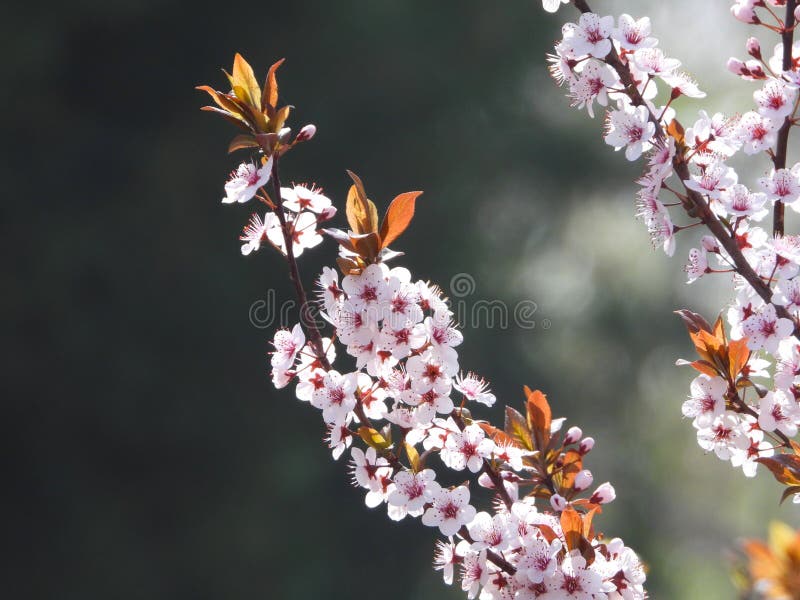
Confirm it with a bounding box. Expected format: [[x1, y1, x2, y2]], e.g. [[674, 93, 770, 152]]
[[728, 338, 751, 380], [379, 191, 423, 249], [560, 506, 583, 552], [504, 406, 533, 451], [524, 386, 551, 449], [666, 119, 685, 146], [690, 360, 721, 378], [231, 53, 261, 109], [757, 455, 800, 486], [262, 58, 285, 115]]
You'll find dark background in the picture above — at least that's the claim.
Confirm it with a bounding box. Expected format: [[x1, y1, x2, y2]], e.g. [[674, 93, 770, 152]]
[[5, 1, 798, 598]]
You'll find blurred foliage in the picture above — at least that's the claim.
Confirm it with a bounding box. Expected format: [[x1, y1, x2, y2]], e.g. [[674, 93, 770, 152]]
[[5, 1, 800, 599]]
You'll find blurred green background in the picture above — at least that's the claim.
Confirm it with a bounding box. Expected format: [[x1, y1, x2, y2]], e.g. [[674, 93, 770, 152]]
[[6, 0, 800, 598]]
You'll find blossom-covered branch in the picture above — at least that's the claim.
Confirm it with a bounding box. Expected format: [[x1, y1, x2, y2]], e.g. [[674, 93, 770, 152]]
[[199, 54, 646, 599], [541, 0, 800, 501]]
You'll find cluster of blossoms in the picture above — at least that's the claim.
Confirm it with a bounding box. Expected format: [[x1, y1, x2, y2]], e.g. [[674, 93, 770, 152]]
[[200, 54, 647, 598], [543, 0, 800, 502]]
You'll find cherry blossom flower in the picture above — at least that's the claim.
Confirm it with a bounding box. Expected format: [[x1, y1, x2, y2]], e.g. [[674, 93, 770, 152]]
[[569, 61, 617, 118], [221, 156, 273, 204], [759, 390, 800, 437], [730, 419, 774, 477], [684, 248, 709, 284], [515, 538, 562, 585], [682, 375, 727, 428], [350, 446, 393, 508], [604, 104, 656, 161], [311, 370, 358, 424], [433, 538, 460, 585], [541, 0, 568, 14], [467, 511, 511, 552], [696, 411, 749, 460], [742, 303, 795, 353], [718, 184, 768, 221], [460, 549, 489, 599], [632, 47, 680, 77], [266, 211, 323, 257], [544, 552, 606, 599], [611, 14, 656, 51], [441, 424, 495, 473], [387, 469, 440, 520], [685, 160, 737, 199], [758, 166, 800, 207], [407, 349, 454, 394], [342, 263, 391, 313], [240, 212, 280, 255], [769, 41, 800, 85], [736, 111, 778, 155], [422, 485, 477, 537], [754, 79, 798, 123], [281, 184, 332, 213], [454, 372, 497, 407], [270, 324, 305, 370], [563, 13, 615, 59], [774, 278, 800, 316]]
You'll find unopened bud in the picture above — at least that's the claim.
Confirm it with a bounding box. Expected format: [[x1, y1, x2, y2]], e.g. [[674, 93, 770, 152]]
[[478, 472, 495, 489], [318, 206, 338, 222], [565, 426, 583, 445], [550, 494, 567, 512], [795, 5, 800, 21], [579, 437, 595, 455], [590, 482, 617, 505], [701, 235, 720, 253], [278, 127, 292, 142], [731, 5, 759, 24], [296, 123, 317, 143], [574, 469, 594, 491], [727, 57, 748, 76], [745, 60, 766, 79], [746, 37, 762, 60]]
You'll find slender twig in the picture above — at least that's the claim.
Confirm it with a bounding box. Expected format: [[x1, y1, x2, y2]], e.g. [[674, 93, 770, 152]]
[[771, 0, 797, 236]]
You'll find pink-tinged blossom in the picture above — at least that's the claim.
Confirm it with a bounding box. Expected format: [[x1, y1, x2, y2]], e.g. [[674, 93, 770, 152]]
[[460, 549, 489, 599], [770, 41, 800, 85], [441, 424, 495, 473], [549, 494, 567, 512], [569, 61, 617, 118], [758, 166, 800, 206], [730, 419, 774, 478], [696, 411, 749, 460], [407, 349, 454, 394], [683, 375, 727, 428], [379, 322, 427, 359], [684, 247, 709, 284], [771, 234, 800, 266], [240, 212, 280, 256], [515, 538, 562, 585], [662, 71, 706, 99], [563, 13, 615, 58], [270, 323, 305, 370], [759, 390, 800, 437], [611, 14, 656, 51], [382, 275, 423, 327], [221, 156, 273, 204], [754, 79, 798, 123], [632, 47, 681, 77], [317, 266, 344, 313], [342, 263, 391, 313], [718, 184, 768, 221], [433, 538, 460, 585], [774, 277, 800, 315], [417, 281, 451, 315], [604, 104, 656, 161], [467, 511, 511, 552], [421, 485, 477, 537], [399, 386, 455, 424], [742, 303, 795, 353], [684, 160, 737, 199], [425, 313, 463, 371], [350, 446, 392, 508], [454, 372, 497, 406], [574, 469, 593, 491], [280, 184, 332, 214], [311, 370, 358, 424], [731, 0, 759, 24], [325, 416, 354, 460], [544, 553, 607, 599], [775, 341, 800, 389], [387, 469, 440, 520], [736, 111, 778, 154], [265, 211, 323, 257]]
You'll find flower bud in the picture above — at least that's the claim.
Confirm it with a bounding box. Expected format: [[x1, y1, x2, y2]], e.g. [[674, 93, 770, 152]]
[[745, 60, 766, 79], [746, 37, 761, 60], [590, 482, 617, 505], [796, 5, 800, 21], [701, 235, 720, 253], [564, 426, 583, 445], [278, 127, 292, 142], [727, 57, 748, 76], [319, 206, 338, 222], [731, 5, 759, 24], [574, 469, 593, 491], [478, 472, 494, 489], [579, 437, 595, 455], [550, 494, 567, 512], [296, 123, 317, 143]]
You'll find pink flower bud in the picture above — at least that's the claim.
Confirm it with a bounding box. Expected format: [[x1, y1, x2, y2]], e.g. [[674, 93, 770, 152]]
[[795, 5, 800, 21], [296, 123, 317, 143], [727, 57, 747, 76], [590, 482, 617, 505], [564, 426, 583, 445], [745, 60, 766, 79], [579, 437, 595, 455], [550, 494, 567, 512], [574, 469, 593, 491], [701, 235, 720, 253], [731, 4, 758, 24], [319, 206, 338, 222], [478, 472, 494, 489], [746, 37, 761, 60]]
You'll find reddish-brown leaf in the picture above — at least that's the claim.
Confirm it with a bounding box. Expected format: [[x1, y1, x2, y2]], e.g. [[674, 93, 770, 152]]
[[262, 58, 286, 115], [379, 191, 423, 249], [231, 53, 261, 109], [756, 455, 800, 486], [560, 506, 583, 552], [228, 134, 259, 153], [504, 406, 533, 451]]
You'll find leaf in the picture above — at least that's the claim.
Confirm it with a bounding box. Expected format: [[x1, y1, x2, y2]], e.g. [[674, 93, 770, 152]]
[[478, 422, 520, 448], [756, 454, 800, 486], [344, 172, 379, 236], [231, 53, 262, 109], [321, 228, 358, 253], [780, 485, 800, 505], [558, 449, 583, 490], [674, 309, 712, 334], [405, 442, 420, 472], [350, 232, 380, 262], [379, 191, 423, 249], [358, 426, 391, 450], [560, 506, 583, 552], [504, 406, 533, 451], [728, 338, 751, 380], [689, 360, 721, 378], [524, 386, 551, 450], [228, 134, 259, 153], [336, 256, 362, 276], [262, 58, 285, 115], [666, 119, 685, 146], [272, 104, 292, 133]]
